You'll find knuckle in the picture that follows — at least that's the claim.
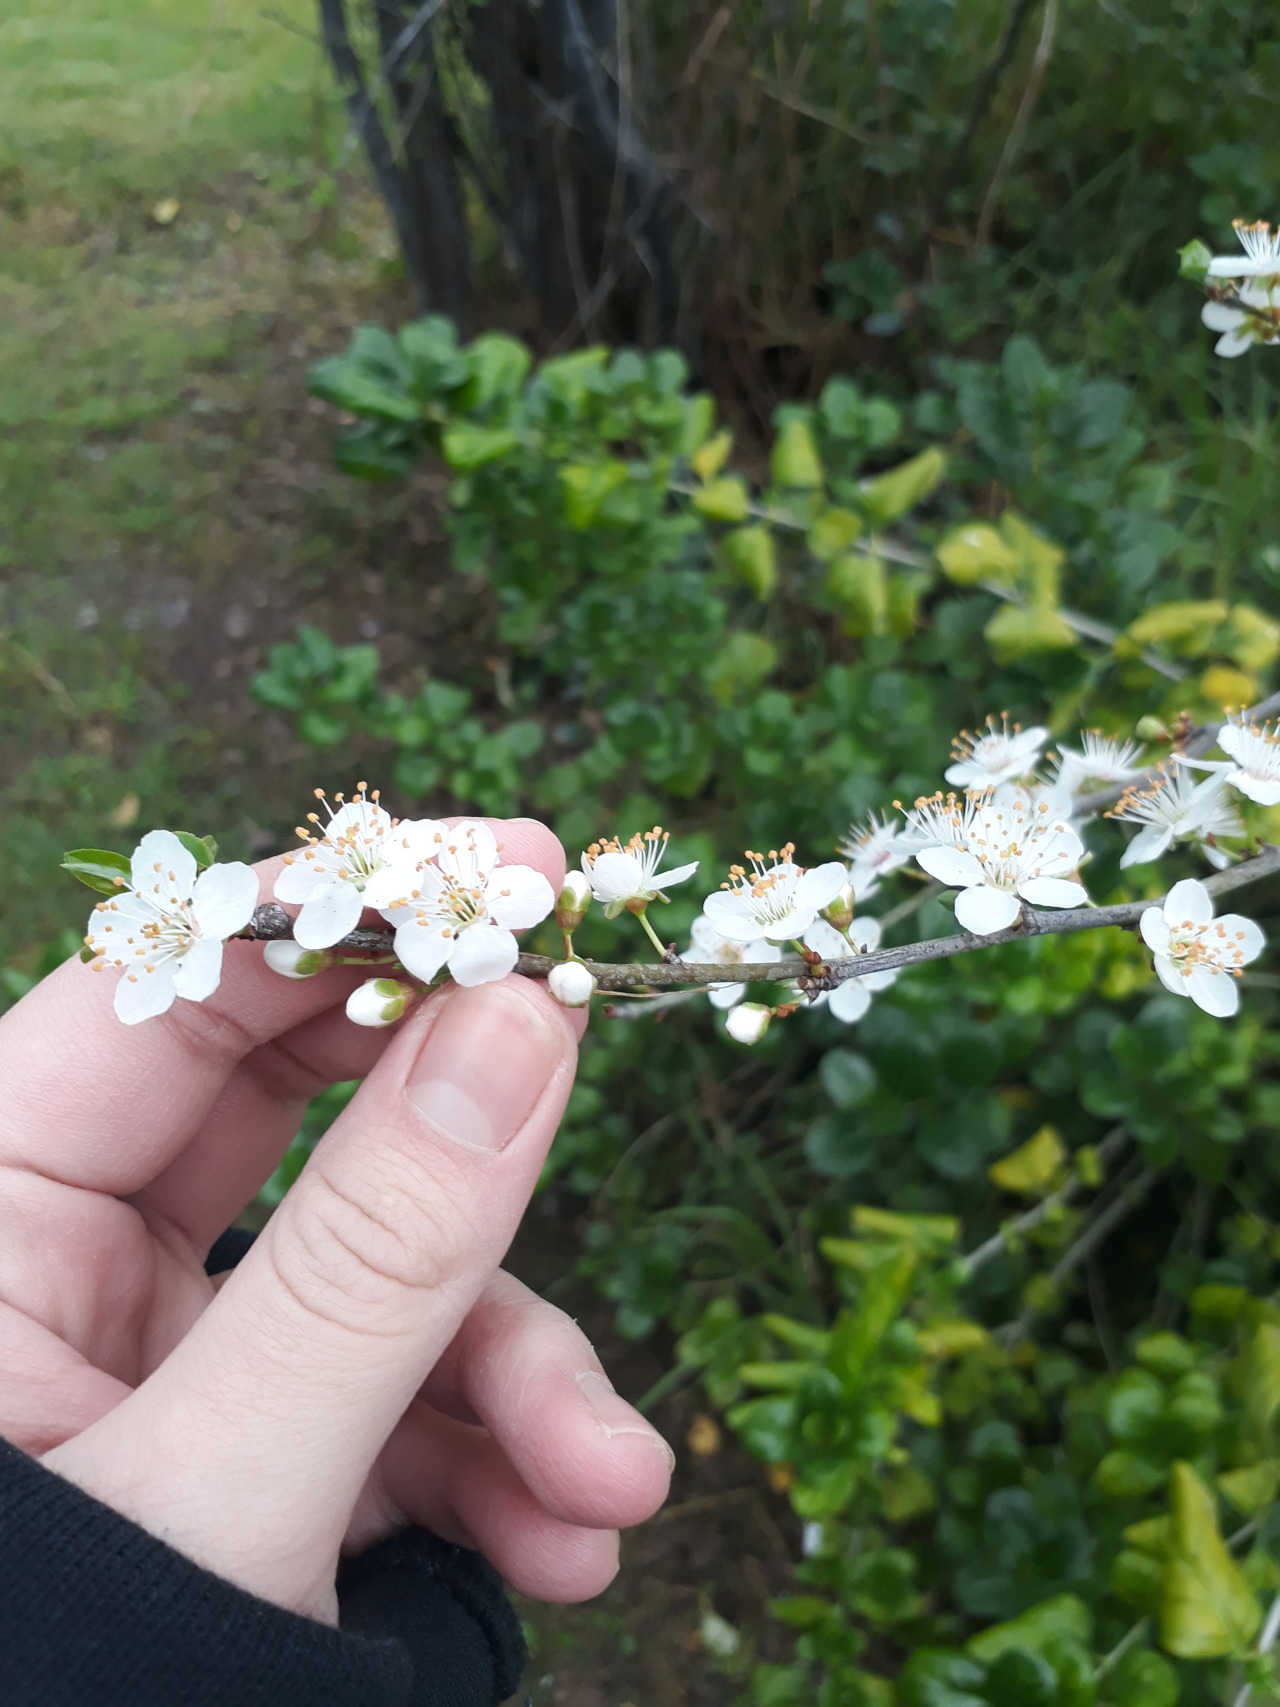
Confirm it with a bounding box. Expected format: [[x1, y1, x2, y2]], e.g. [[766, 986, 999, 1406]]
[[271, 1150, 476, 1337]]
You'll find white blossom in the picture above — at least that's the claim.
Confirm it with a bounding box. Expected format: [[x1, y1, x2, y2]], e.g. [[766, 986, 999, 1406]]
[[1054, 730, 1146, 791], [838, 812, 914, 901], [802, 917, 899, 1025], [725, 1003, 771, 1046], [1207, 220, 1280, 278], [371, 819, 555, 987], [548, 960, 597, 1008], [687, 915, 782, 1010], [275, 785, 443, 950], [85, 829, 258, 1024], [944, 714, 1047, 789], [1112, 766, 1243, 869], [1140, 879, 1264, 1018], [556, 870, 593, 929], [346, 977, 411, 1027], [702, 845, 847, 945], [1202, 281, 1280, 357], [897, 791, 972, 856], [1205, 716, 1280, 807], [914, 785, 1088, 935], [581, 827, 698, 917]]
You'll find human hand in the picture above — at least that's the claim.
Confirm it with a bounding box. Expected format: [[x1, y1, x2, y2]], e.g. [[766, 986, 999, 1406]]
[[0, 818, 673, 1623]]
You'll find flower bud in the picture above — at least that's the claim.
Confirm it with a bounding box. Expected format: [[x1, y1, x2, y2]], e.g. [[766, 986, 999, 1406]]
[[555, 870, 592, 932], [346, 977, 411, 1028], [263, 939, 331, 979], [548, 959, 597, 1008], [1135, 715, 1170, 743], [725, 1003, 771, 1046], [820, 883, 855, 933]]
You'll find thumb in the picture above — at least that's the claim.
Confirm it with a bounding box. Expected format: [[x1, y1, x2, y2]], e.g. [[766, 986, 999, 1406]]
[[44, 976, 579, 1618]]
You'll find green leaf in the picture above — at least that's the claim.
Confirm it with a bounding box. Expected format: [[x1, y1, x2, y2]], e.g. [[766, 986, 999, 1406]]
[[1112, 1548, 1166, 1613], [1218, 1463, 1278, 1516], [705, 632, 778, 706], [441, 422, 520, 472], [174, 832, 217, 869], [771, 417, 824, 488], [558, 460, 630, 529], [1134, 1333, 1196, 1381], [825, 554, 888, 635], [1178, 239, 1213, 283], [966, 1594, 1092, 1664], [721, 526, 778, 599], [851, 1205, 959, 1253], [1160, 1461, 1261, 1658], [1110, 1649, 1178, 1707], [984, 601, 1077, 660], [691, 476, 750, 524], [988, 1125, 1066, 1197], [1095, 1451, 1166, 1499], [1241, 1323, 1280, 1458], [308, 355, 420, 422], [808, 506, 864, 561], [332, 425, 420, 482], [691, 430, 733, 482], [819, 1048, 878, 1110], [936, 522, 1020, 587], [61, 848, 131, 896], [458, 332, 531, 410], [858, 446, 945, 524]]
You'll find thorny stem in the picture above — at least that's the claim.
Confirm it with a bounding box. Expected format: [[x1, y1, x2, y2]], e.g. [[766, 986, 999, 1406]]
[[244, 842, 1280, 999]]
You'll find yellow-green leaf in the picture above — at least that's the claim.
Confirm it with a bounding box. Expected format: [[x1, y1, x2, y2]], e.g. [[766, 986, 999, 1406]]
[[1241, 1323, 1280, 1459], [825, 553, 887, 635], [852, 1205, 959, 1251], [1222, 603, 1280, 674], [936, 522, 1020, 587], [1200, 663, 1258, 710], [771, 417, 824, 488], [691, 429, 733, 482], [988, 1125, 1066, 1197], [808, 506, 864, 561], [1218, 1463, 1279, 1516], [558, 459, 630, 528], [916, 1319, 990, 1360], [998, 512, 1064, 602], [985, 601, 1077, 660], [691, 476, 749, 523], [1124, 1515, 1171, 1557], [720, 525, 777, 599], [881, 1462, 936, 1522], [859, 446, 945, 525], [1160, 1462, 1261, 1658], [1126, 600, 1229, 653]]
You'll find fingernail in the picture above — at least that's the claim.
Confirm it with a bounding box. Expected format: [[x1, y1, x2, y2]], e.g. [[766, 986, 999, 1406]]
[[408, 983, 563, 1151], [577, 1371, 677, 1470]]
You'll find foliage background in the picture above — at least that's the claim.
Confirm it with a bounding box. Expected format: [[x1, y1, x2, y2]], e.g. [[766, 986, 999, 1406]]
[[5, 3, 1280, 1703]]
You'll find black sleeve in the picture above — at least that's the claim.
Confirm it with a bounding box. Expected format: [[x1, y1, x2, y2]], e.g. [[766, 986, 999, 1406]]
[[0, 1232, 527, 1707]]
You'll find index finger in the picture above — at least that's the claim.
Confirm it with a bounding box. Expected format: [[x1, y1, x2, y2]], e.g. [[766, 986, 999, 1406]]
[[0, 818, 566, 1200]]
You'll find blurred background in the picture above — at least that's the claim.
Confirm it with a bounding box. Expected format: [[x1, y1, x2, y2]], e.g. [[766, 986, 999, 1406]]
[[5, 3, 1280, 1703]]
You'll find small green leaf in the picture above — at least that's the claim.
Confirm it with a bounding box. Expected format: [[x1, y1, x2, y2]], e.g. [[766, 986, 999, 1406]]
[[1178, 238, 1213, 283], [62, 848, 131, 896], [771, 417, 824, 488], [859, 446, 945, 524], [936, 521, 1020, 587], [1160, 1461, 1262, 1658], [441, 422, 520, 472], [988, 1125, 1066, 1197], [174, 832, 218, 868], [721, 525, 778, 599], [691, 476, 750, 524]]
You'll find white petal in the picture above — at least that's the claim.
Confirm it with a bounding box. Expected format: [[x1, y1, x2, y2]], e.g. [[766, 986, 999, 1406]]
[[1164, 879, 1213, 928], [690, 916, 727, 958], [1215, 915, 1266, 964], [114, 963, 179, 1024], [1119, 825, 1170, 868], [649, 859, 700, 893], [130, 830, 197, 904], [1140, 907, 1172, 954], [796, 862, 849, 912], [827, 979, 871, 1024], [917, 845, 987, 888], [170, 938, 225, 1002], [192, 862, 260, 940], [803, 919, 851, 959], [954, 884, 1022, 935], [438, 821, 499, 887], [1203, 842, 1234, 870], [1228, 772, 1280, 806], [759, 904, 817, 943], [1215, 327, 1255, 357], [1202, 301, 1247, 330], [1153, 953, 1188, 997], [275, 858, 331, 903], [586, 850, 643, 904], [702, 892, 768, 944], [486, 865, 555, 930], [709, 981, 746, 1009], [861, 966, 899, 992], [848, 918, 883, 953], [1185, 964, 1239, 1018], [1018, 876, 1088, 909], [392, 818, 451, 860], [293, 883, 364, 949], [393, 921, 453, 983], [448, 923, 519, 987]]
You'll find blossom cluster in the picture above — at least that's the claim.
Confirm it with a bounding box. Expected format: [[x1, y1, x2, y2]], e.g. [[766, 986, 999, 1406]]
[[1199, 219, 1280, 358], [79, 711, 1272, 1034]]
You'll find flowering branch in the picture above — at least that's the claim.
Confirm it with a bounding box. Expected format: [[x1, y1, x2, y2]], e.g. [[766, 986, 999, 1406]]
[[242, 841, 1280, 994]]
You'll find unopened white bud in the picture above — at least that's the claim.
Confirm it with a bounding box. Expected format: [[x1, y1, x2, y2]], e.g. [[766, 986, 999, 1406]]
[[548, 959, 597, 1008], [725, 1003, 771, 1046], [346, 977, 411, 1027], [264, 939, 330, 979], [556, 870, 592, 932], [820, 883, 855, 933]]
